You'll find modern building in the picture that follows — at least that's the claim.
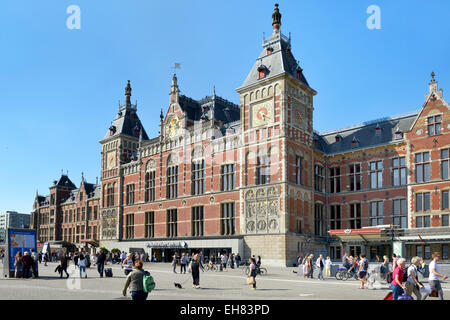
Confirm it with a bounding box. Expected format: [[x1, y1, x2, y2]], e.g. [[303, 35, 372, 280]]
[[0, 211, 31, 241], [31, 5, 449, 265]]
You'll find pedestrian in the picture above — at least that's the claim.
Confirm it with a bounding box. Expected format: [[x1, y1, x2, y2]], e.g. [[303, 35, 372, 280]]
[[390, 257, 407, 300], [134, 252, 140, 262], [122, 260, 149, 301], [96, 249, 106, 277], [230, 253, 235, 269], [228, 254, 234, 269], [422, 252, 448, 300], [189, 253, 204, 289], [186, 253, 191, 272], [120, 251, 127, 263], [59, 253, 70, 278], [302, 255, 308, 278], [73, 252, 79, 267], [79, 252, 87, 278], [315, 254, 325, 280], [14, 251, 23, 278], [172, 254, 178, 274], [376, 255, 381, 263], [140, 252, 144, 262], [21, 251, 34, 278], [221, 254, 228, 271], [30, 249, 39, 278], [180, 253, 187, 274], [342, 252, 351, 270], [256, 256, 262, 268], [199, 251, 204, 264], [38, 252, 42, 264], [44, 252, 48, 266], [307, 254, 314, 279], [249, 257, 258, 290], [357, 253, 369, 289], [325, 256, 332, 278], [392, 253, 398, 270], [122, 253, 134, 276], [380, 255, 389, 282], [235, 253, 241, 268], [85, 252, 91, 268], [405, 256, 424, 300]]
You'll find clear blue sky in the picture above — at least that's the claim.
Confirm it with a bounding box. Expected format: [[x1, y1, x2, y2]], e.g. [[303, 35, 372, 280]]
[[1, 0, 449, 214]]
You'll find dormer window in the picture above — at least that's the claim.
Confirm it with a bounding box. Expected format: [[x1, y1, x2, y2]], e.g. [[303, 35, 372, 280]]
[[395, 128, 403, 140], [296, 68, 303, 80], [351, 137, 359, 148], [258, 66, 267, 79], [375, 124, 381, 136], [109, 125, 116, 136], [335, 135, 342, 143], [266, 47, 273, 55]]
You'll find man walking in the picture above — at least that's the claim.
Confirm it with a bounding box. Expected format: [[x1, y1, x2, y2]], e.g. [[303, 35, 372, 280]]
[[423, 252, 448, 300], [30, 249, 39, 278], [96, 250, 106, 278], [235, 253, 241, 268], [315, 254, 325, 280]]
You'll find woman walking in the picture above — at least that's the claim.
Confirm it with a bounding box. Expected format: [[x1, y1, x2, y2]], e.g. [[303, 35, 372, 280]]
[[390, 257, 407, 300], [79, 252, 87, 278], [380, 255, 389, 282], [122, 260, 149, 301], [249, 258, 258, 290], [180, 253, 187, 274], [172, 254, 178, 274], [190, 254, 204, 289], [302, 256, 308, 278], [325, 256, 332, 278], [405, 256, 424, 300], [122, 253, 134, 276]]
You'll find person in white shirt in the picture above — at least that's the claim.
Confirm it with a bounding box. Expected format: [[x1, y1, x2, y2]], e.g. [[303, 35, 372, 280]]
[[405, 256, 424, 300], [315, 254, 325, 280], [325, 256, 333, 278], [423, 252, 448, 300]]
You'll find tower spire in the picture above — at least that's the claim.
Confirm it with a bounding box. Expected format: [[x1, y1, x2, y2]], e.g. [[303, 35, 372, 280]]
[[272, 3, 282, 32], [170, 73, 180, 104], [125, 80, 132, 106]]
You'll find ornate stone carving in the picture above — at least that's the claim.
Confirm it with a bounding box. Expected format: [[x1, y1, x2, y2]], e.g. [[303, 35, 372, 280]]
[[244, 186, 280, 234]]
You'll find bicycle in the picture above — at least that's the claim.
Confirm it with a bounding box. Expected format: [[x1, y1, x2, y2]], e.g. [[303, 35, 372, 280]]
[[244, 266, 268, 276], [205, 263, 217, 272]]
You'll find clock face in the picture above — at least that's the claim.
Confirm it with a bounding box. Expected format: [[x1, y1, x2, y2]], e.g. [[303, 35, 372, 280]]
[[166, 117, 179, 138], [252, 102, 273, 127], [106, 151, 116, 169], [292, 102, 307, 129]]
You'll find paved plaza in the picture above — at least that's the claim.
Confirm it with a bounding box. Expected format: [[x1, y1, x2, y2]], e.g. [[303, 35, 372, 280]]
[[0, 262, 449, 300]]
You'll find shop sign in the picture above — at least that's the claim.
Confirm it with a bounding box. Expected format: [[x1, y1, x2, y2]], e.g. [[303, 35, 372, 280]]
[[146, 241, 187, 249]]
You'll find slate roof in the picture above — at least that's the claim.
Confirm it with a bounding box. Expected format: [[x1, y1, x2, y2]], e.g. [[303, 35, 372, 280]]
[[315, 111, 418, 154], [241, 31, 310, 89], [178, 94, 240, 125], [103, 104, 150, 141], [54, 175, 77, 189], [60, 183, 100, 205]]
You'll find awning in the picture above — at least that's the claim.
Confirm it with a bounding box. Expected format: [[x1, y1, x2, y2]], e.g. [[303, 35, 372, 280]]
[[80, 239, 99, 247], [329, 228, 392, 243]]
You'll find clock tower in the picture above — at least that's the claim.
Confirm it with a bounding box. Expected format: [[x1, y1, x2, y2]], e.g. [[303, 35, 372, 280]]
[[236, 4, 317, 265], [99, 80, 149, 244]]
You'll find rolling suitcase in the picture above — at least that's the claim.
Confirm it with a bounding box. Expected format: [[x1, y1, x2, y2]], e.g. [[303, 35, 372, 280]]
[[398, 294, 414, 300], [105, 267, 113, 277]]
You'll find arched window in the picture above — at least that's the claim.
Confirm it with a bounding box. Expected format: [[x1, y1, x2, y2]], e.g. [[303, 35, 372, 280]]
[[256, 151, 270, 185]]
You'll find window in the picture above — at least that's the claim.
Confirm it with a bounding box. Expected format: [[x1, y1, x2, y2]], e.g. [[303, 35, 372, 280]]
[[81, 207, 85, 221], [415, 193, 431, 212], [192, 160, 205, 195], [221, 164, 235, 191], [79, 192, 83, 202], [76, 208, 80, 221], [167, 166, 179, 199], [69, 209, 72, 223], [329, 167, 341, 193], [106, 184, 114, 207], [393, 199, 407, 228], [416, 216, 430, 228], [424, 245, 431, 259], [349, 164, 361, 191], [441, 149, 449, 179], [443, 245, 449, 260], [314, 203, 325, 236], [256, 155, 270, 185], [417, 245, 423, 258], [296, 219, 302, 233], [427, 115, 441, 136], [220, 203, 235, 235], [330, 205, 341, 230], [94, 206, 98, 220], [370, 201, 383, 226], [191, 206, 204, 237], [314, 165, 325, 192], [145, 211, 154, 238], [167, 209, 178, 238], [392, 157, 407, 186], [370, 161, 383, 189], [126, 184, 135, 205], [349, 203, 361, 229], [145, 171, 156, 202], [442, 214, 449, 227], [295, 156, 303, 185], [442, 191, 449, 210], [125, 214, 134, 239], [415, 152, 430, 182], [88, 207, 92, 220]]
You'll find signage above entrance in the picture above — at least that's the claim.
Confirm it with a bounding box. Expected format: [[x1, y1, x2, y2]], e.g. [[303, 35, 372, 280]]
[[146, 241, 187, 249]]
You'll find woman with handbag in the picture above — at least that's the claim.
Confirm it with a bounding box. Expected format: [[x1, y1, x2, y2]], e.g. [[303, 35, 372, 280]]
[[390, 258, 407, 300], [248, 258, 257, 290]]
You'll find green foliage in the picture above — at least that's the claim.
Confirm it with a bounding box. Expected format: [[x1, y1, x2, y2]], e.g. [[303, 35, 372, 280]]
[[99, 247, 109, 254], [111, 248, 120, 254]]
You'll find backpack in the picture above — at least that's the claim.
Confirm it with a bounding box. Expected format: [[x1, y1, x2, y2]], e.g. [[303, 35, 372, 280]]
[[143, 271, 155, 293], [402, 265, 412, 283]]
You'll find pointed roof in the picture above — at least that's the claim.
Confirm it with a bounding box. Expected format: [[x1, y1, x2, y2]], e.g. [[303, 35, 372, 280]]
[[53, 174, 77, 189]]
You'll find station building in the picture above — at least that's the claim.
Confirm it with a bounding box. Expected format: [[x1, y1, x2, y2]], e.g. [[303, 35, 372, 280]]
[[31, 5, 450, 265]]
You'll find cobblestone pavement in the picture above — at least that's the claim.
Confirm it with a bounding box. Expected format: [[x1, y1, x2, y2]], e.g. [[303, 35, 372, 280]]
[[0, 262, 449, 300]]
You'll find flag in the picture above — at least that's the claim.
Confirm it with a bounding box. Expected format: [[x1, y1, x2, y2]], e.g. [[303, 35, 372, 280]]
[[174, 63, 181, 69]]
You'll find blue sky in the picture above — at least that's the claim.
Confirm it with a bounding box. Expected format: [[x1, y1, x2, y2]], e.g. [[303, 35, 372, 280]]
[[0, 0, 449, 214]]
